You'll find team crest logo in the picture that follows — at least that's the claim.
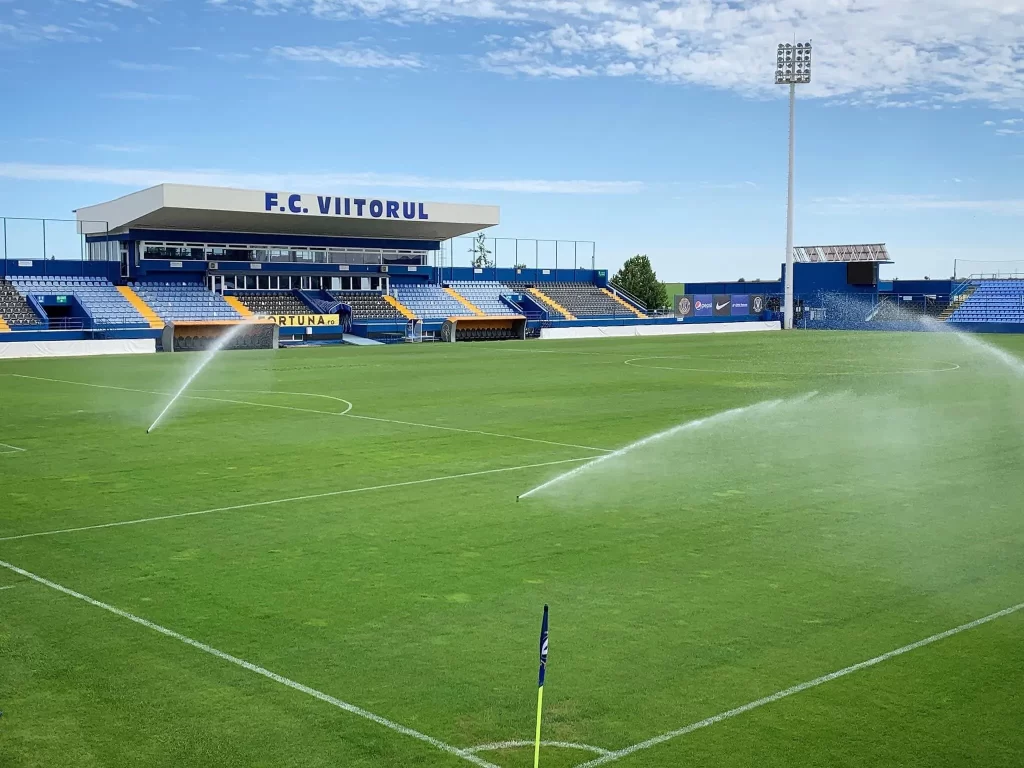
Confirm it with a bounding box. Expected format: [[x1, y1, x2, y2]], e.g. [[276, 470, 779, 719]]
[[751, 296, 764, 313], [677, 296, 692, 316]]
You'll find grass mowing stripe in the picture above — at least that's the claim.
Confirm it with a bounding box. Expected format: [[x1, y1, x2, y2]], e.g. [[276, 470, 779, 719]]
[[574, 600, 1024, 767], [0, 456, 591, 543], [0, 557, 501, 768], [9, 373, 611, 454]]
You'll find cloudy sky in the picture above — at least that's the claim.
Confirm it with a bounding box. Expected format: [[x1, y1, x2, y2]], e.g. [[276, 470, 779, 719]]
[[1, 0, 1023, 279]]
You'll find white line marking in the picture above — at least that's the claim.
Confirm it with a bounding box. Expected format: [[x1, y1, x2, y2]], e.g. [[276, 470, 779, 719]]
[[0, 442, 27, 454], [0, 584, 16, 591], [467, 740, 611, 756], [0, 457, 590, 543], [346, 412, 610, 454], [0, 558, 499, 768], [8, 374, 610, 454], [194, 389, 354, 415], [9, 375, 354, 419], [573, 600, 1024, 767]]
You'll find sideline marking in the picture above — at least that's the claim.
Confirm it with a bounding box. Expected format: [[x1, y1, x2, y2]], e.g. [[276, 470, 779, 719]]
[[623, 356, 961, 377], [0, 558, 499, 768], [8, 374, 610, 454], [573, 600, 1024, 767], [0, 456, 590, 543], [1, 442, 26, 454], [467, 740, 610, 756]]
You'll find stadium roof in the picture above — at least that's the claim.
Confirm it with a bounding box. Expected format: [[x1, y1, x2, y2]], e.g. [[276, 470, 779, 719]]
[[793, 244, 891, 263], [75, 184, 500, 241]]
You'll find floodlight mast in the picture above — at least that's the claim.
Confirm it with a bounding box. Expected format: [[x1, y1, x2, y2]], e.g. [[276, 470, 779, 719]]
[[776, 41, 812, 330]]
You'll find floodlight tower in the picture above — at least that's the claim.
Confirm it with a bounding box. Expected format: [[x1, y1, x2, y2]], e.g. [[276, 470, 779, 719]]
[[775, 40, 812, 330]]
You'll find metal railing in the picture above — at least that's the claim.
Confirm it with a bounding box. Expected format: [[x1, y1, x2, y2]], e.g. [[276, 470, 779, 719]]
[[2, 217, 112, 273], [607, 281, 649, 313]]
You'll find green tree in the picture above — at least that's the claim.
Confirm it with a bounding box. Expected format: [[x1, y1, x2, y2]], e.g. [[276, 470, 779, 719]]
[[469, 233, 493, 268], [612, 254, 668, 310]]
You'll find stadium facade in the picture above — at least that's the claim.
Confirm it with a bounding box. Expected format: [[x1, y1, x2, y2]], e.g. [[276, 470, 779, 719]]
[[1, 182, 1018, 359]]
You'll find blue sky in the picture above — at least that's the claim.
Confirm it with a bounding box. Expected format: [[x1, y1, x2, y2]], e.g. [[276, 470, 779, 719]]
[[1, 0, 1022, 280]]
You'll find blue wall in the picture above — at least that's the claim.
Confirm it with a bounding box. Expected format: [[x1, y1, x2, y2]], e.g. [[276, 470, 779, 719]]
[[681, 280, 781, 295], [2, 259, 121, 280], [882, 279, 953, 296]]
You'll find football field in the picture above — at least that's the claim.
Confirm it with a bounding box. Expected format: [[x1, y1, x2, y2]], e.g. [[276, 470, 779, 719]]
[[2, 330, 1023, 767]]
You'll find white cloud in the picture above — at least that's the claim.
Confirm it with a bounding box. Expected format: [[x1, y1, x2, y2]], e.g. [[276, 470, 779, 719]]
[[102, 91, 192, 101], [108, 0, 139, 7], [812, 194, 1024, 215], [94, 143, 159, 153], [0, 20, 93, 43], [220, 0, 1024, 107], [271, 45, 423, 69], [0, 161, 644, 195], [112, 59, 177, 71], [698, 180, 758, 190]]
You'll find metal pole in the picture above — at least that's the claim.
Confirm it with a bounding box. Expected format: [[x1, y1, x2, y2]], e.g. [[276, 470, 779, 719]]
[[2, 218, 6, 278], [784, 82, 796, 331]]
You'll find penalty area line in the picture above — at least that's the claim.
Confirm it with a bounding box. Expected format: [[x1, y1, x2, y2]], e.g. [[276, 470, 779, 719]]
[[467, 740, 611, 756], [0, 442, 27, 454], [0, 558, 499, 768], [574, 600, 1024, 767], [0, 456, 591, 544]]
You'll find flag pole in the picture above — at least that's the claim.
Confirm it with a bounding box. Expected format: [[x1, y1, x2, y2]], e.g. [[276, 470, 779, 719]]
[[533, 685, 544, 768], [534, 604, 549, 768]]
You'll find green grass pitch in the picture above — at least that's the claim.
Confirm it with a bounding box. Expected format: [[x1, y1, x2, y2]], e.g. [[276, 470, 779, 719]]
[[2, 330, 1024, 767]]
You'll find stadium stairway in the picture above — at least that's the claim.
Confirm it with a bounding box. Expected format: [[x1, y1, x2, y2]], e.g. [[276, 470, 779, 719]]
[[383, 294, 417, 319], [528, 288, 576, 320], [0, 316, 9, 332], [116, 286, 165, 329], [443, 287, 485, 316], [222, 295, 255, 317], [601, 288, 647, 318], [939, 284, 977, 321]]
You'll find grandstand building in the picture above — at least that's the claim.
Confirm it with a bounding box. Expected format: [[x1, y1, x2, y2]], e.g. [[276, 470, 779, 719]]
[[8, 183, 1017, 358], [4, 183, 718, 356]]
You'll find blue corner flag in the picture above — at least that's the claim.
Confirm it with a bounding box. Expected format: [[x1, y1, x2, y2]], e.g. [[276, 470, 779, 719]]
[[538, 604, 549, 687], [534, 605, 549, 768]]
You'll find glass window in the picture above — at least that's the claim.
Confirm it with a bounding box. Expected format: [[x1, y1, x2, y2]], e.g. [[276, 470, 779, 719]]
[[258, 275, 269, 290]]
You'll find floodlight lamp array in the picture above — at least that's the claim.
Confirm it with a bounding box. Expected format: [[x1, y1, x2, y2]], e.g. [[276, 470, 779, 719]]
[[775, 41, 812, 85]]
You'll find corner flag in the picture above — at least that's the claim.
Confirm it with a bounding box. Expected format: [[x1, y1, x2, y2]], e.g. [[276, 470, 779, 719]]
[[534, 605, 549, 768]]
